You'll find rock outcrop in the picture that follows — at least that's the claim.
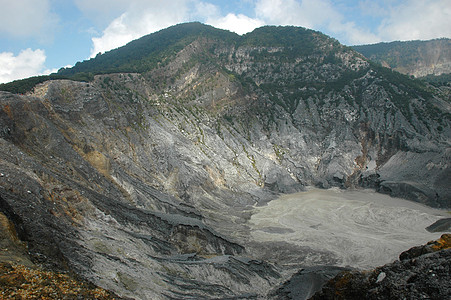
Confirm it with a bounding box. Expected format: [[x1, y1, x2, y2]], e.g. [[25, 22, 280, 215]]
[[310, 234, 451, 300]]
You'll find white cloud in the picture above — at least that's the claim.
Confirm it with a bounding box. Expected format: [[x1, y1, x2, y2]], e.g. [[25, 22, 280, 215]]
[[358, 0, 388, 17], [207, 13, 265, 35], [74, 0, 131, 27], [328, 19, 380, 45], [0, 49, 55, 83], [254, 0, 381, 45], [89, 0, 266, 57], [253, 0, 450, 44], [89, 0, 191, 57], [194, 1, 220, 18], [194, 2, 264, 35], [377, 0, 451, 41], [86, 0, 451, 59], [0, 0, 57, 40], [255, 0, 320, 28]]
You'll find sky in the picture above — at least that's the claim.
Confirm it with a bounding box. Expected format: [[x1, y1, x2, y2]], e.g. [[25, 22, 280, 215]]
[[0, 0, 450, 83]]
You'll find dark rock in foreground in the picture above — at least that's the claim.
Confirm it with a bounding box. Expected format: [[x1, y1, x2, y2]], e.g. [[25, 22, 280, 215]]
[[310, 234, 451, 300], [268, 266, 348, 300], [426, 218, 451, 233], [399, 233, 451, 260]]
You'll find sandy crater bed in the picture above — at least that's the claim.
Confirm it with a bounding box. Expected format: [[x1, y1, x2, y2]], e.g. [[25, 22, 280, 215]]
[[248, 188, 449, 269]]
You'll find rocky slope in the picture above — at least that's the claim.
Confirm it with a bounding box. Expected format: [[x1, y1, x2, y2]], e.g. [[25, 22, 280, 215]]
[[0, 23, 450, 298], [0, 211, 120, 299], [353, 38, 451, 78], [310, 234, 451, 300]]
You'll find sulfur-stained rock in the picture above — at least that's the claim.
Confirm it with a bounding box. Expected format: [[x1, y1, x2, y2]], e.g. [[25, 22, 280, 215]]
[[399, 234, 451, 260], [0, 262, 120, 299]]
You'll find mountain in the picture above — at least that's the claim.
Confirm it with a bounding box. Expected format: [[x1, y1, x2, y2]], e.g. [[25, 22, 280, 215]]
[[353, 38, 451, 78], [0, 22, 450, 299]]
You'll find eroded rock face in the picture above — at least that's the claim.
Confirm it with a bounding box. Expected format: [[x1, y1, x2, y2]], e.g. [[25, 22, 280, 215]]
[[0, 86, 283, 298], [0, 25, 450, 298]]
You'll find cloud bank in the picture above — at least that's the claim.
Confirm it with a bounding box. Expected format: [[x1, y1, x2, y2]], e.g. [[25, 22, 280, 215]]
[[376, 0, 451, 42], [88, 0, 266, 57], [80, 0, 451, 57], [0, 49, 56, 84]]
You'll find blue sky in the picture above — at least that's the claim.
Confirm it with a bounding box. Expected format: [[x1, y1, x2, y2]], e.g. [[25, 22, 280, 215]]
[[1, 0, 450, 83]]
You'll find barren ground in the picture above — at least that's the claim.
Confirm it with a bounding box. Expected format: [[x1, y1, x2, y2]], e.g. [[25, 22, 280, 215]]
[[248, 188, 449, 269]]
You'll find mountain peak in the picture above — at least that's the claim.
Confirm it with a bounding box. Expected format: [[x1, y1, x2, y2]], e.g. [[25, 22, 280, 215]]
[[56, 22, 350, 78], [57, 22, 239, 76]]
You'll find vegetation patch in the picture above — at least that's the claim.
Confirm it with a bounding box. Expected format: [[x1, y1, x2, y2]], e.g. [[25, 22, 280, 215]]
[[0, 263, 118, 299]]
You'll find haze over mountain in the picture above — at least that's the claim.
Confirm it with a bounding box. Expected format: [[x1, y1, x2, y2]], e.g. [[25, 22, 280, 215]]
[[353, 38, 451, 78], [0, 23, 450, 299]]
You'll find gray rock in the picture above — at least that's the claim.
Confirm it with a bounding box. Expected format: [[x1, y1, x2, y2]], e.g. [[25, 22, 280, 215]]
[[427, 218, 451, 232]]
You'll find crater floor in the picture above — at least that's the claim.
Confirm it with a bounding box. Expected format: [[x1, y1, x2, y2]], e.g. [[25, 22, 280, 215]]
[[248, 188, 449, 269]]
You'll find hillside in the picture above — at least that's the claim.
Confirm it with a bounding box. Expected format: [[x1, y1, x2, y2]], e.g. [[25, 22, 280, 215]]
[[0, 22, 450, 299], [353, 39, 451, 78]]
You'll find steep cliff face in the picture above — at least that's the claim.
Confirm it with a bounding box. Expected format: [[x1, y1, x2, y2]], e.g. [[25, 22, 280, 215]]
[[0, 23, 450, 298], [353, 39, 451, 78]]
